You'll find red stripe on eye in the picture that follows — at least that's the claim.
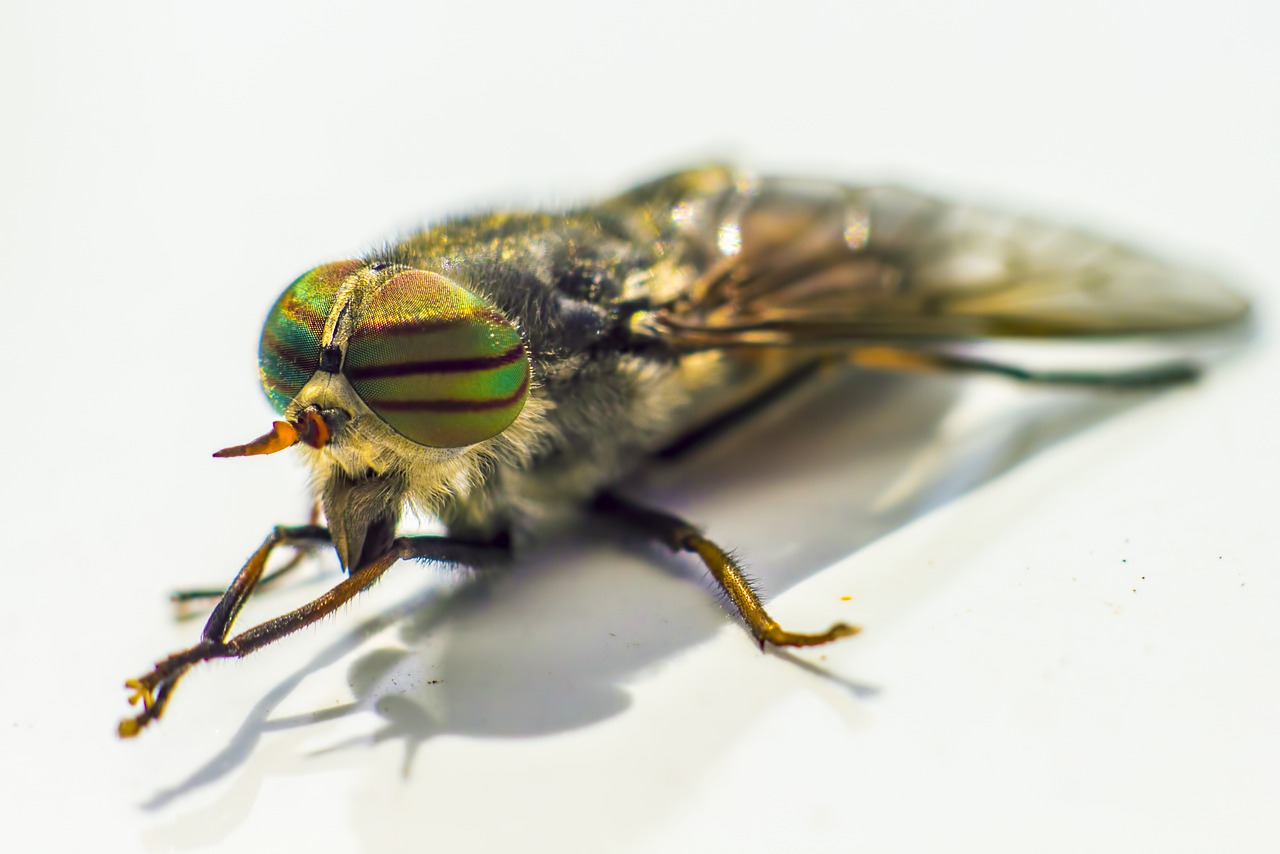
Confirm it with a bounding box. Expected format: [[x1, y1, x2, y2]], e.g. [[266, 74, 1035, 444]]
[[344, 344, 527, 380], [363, 376, 530, 413]]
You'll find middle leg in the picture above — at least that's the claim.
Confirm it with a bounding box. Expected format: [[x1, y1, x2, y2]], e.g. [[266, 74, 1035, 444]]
[[594, 493, 858, 648]]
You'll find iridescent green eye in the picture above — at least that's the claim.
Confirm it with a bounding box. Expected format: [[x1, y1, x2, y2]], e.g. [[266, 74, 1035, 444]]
[[258, 261, 362, 413], [345, 271, 531, 448]]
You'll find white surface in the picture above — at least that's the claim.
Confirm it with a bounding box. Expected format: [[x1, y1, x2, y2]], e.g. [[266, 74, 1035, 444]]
[[2, 2, 1277, 852]]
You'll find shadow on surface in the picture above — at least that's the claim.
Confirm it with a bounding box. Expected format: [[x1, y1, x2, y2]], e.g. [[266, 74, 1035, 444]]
[[139, 367, 1165, 831]]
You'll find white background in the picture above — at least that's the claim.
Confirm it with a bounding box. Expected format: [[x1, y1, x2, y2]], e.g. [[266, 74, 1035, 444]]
[[2, 2, 1277, 852]]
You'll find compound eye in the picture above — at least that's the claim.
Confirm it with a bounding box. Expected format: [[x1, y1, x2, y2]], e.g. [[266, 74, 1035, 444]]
[[344, 270, 531, 448], [258, 261, 363, 414]]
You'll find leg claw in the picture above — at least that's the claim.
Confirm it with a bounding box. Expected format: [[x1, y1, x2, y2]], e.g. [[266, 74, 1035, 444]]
[[124, 678, 155, 709]]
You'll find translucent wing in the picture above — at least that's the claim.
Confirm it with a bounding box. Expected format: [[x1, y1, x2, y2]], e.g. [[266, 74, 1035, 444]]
[[641, 174, 1249, 349]]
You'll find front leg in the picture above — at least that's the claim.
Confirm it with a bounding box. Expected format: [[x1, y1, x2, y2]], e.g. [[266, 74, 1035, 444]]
[[593, 493, 859, 648], [170, 501, 325, 617], [119, 531, 510, 738]]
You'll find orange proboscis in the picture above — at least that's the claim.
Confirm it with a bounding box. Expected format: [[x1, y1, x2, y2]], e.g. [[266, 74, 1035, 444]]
[[213, 421, 300, 457], [213, 409, 333, 458], [212, 409, 330, 458]]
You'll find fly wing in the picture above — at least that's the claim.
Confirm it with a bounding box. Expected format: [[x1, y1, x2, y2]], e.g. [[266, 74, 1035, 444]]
[[648, 176, 1249, 349]]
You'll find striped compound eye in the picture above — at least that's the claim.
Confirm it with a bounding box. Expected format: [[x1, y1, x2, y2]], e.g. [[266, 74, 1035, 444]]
[[344, 270, 532, 448], [259, 261, 364, 414]]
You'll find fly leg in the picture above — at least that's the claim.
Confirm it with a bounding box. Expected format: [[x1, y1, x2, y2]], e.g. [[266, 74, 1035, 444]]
[[848, 346, 1199, 388], [594, 493, 859, 649], [170, 501, 325, 618], [121, 524, 329, 736], [119, 531, 509, 738]]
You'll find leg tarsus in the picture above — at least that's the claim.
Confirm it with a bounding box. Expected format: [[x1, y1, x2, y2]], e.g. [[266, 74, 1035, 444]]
[[759, 620, 860, 647], [118, 638, 233, 738], [595, 494, 859, 649]]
